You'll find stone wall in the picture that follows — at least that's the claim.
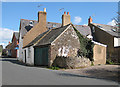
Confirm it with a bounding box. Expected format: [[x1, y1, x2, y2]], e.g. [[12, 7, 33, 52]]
[[49, 26, 80, 67], [52, 56, 91, 69]]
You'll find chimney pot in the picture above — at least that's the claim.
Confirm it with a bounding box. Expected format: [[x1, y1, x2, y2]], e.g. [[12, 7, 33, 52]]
[[88, 16, 92, 24], [62, 11, 71, 26], [67, 12, 69, 15], [44, 8, 46, 12], [64, 11, 66, 14]]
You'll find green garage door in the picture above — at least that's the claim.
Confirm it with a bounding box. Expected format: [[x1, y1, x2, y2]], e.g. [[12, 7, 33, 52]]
[[34, 47, 48, 66]]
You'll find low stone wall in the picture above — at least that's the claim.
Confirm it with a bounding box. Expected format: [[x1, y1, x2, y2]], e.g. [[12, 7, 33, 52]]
[[52, 56, 91, 69]]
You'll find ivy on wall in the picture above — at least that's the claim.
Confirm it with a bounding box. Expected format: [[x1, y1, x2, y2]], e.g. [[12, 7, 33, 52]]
[[72, 24, 94, 61]]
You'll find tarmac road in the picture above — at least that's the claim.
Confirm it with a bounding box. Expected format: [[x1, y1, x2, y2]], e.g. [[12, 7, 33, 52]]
[[1, 58, 119, 85]]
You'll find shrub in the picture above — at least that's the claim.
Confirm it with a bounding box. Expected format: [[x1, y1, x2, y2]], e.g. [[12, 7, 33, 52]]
[[106, 59, 115, 65], [48, 66, 60, 70]]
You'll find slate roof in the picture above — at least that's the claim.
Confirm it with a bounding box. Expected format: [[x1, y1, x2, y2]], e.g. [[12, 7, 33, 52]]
[[20, 19, 38, 38], [24, 24, 70, 48], [19, 19, 62, 38], [35, 24, 70, 47], [20, 19, 91, 48], [5, 43, 12, 49], [14, 32, 19, 40], [74, 25, 91, 36], [91, 23, 120, 37]]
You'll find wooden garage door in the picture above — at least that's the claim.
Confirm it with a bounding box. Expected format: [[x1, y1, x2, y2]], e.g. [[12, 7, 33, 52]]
[[34, 47, 48, 66]]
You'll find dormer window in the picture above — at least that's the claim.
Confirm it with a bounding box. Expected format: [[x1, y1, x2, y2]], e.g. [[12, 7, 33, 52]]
[[97, 25, 103, 28], [29, 21, 33, 24], [53, 24, 56, 27]]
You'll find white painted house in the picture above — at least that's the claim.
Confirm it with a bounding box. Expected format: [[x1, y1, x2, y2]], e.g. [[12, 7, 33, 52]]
[[18, 19, 37, 62]]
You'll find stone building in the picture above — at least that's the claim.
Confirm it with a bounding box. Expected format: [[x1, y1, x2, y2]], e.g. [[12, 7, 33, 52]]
[[18, 8, 107, 68], [22, 10, 81, 66], [5, 42, 12, 57], [18, 13, 61, 62]]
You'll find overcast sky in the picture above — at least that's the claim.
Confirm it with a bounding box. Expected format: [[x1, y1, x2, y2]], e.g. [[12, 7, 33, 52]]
[[0, 2, 118, 48]]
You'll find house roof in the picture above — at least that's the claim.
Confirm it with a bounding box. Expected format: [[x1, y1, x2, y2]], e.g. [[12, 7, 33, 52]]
[[24, 24, 71, 48], [91, 23, 120, 37], [14, 32, 19, 40], [35, 24, 71, 47], [5, 43, 12, 49], [19, 19, 62, 38], [21, 19, 91, 48], [74, 25, 91, 36], [12, 32, 19, 42], [19, 19, 38, 38], [24, 30, 49, 48], [19, 19, 91, 39]]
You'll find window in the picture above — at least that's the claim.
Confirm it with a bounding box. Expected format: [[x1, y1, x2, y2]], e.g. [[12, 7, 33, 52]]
[[111, 29, 116, 32], [97, 25, 103, 28], [53, 24, 56, 27], [29, 21, 33, 24], [114, 37, 120, 47]]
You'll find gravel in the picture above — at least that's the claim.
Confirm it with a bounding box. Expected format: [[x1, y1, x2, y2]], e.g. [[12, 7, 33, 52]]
[[61, 65, 120, 83]]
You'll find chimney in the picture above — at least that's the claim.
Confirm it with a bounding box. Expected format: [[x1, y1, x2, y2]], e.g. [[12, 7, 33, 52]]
[[38, 8, 47, 27], [9, 41, 10, 44], [88, 16, 92, 24], [62, 11, 71, 26]]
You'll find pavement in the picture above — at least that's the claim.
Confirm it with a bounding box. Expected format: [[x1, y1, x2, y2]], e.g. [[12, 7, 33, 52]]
[[1, 58, 120, 85]]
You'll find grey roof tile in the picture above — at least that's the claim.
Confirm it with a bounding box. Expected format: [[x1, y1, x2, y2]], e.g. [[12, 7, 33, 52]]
[[92, 23, 120, 37], [74, 25, 91, 36], [14, 32, 19, 40], [34, 24, 71, 47]]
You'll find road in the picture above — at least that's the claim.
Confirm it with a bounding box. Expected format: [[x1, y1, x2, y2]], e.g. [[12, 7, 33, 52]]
[[1, 58, 119, 85]]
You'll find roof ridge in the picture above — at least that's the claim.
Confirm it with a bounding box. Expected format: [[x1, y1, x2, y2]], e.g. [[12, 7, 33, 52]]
[[21, 19, 38, 22], [93, 23, 118, 28]]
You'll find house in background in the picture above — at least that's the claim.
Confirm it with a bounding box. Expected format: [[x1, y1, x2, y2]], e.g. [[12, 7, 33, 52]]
[[11, 32, 19, 58], [21, 8, 106, 67], [5, 42, 12, 57], [0, 45, 3, 57], [88, 16, 120, 63]]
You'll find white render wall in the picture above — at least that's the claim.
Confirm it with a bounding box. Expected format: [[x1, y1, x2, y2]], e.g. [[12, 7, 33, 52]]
[[18, 31, 24, 61], [17, 50, 19, 58], [23, 46, 34, 65]]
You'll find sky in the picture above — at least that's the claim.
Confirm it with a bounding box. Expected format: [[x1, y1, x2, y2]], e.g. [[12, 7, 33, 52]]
[[0, 2, 119, 48]]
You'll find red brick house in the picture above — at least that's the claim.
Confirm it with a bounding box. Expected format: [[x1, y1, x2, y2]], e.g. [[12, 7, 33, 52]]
[[11, 32, 19, 58]]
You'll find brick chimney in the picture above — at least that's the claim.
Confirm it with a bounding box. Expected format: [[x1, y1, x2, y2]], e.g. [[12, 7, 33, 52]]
[[38, 8, 46, 26], [62, 11, 71, 26], [23, 8, 48, 48], [88, 16, 92, 24]]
